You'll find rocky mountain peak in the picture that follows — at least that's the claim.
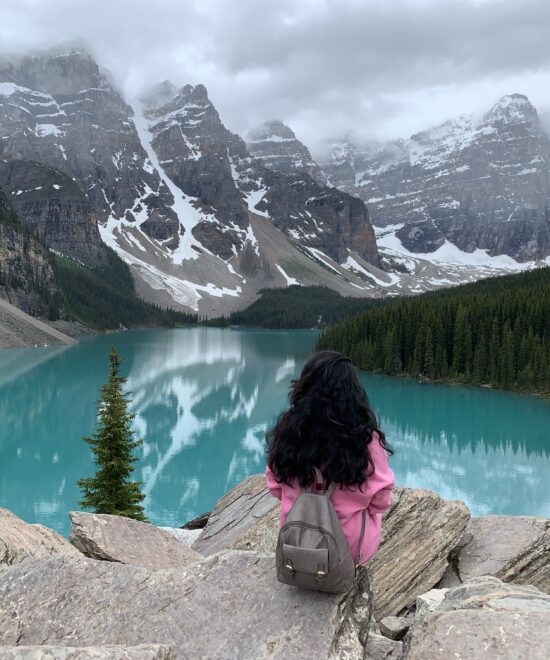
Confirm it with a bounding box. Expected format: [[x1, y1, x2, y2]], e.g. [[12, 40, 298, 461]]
[[484, 93, 538, 126], [0, 49, 108, 97], [246, 119, 326, 184], [188, 83, 209, 102], [139, 80, 177, 108], [247, 119, 297, 142], [318, 94, 550, 261], [144, 82, 219, 128], [1, 47, 381, 314], [322, 138, 357, 164]]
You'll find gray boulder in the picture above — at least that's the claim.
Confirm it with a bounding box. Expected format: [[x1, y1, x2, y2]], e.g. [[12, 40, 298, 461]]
[[379, 616, 409, 641], [403, 576, 550, 659], [192, 474, 278, 556], [0, 645, 175, 659], [230, 503, 281, 553], [0, 508, 81, 568], [367, 487, 469, 619], [0, 552, 372, 659], [440, 515, 549, 593], [69, 512, 202, 570], [364, 634, 403, 660]]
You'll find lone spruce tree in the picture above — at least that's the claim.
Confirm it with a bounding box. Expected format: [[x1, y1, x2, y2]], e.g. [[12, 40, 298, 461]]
[[78, 347, 147, 521]]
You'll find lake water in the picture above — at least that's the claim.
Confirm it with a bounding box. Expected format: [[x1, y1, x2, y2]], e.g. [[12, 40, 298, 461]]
[[0, 327, 549, 536]]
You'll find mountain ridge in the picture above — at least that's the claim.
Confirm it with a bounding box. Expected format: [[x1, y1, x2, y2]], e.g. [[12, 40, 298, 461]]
[[0, 49, 382, 315], [319, 92, 550, 261], [1, 47, 548, 319]]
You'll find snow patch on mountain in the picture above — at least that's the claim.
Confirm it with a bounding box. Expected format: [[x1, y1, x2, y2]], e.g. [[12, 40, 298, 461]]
[[244, 186, 269, 217], [376, 224, 548, 270], [130, 99, 208, 262], [275, 264, 300, 286]]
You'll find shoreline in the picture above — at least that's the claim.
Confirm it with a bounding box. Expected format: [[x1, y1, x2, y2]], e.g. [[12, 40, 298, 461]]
[[0, 298, 76, 349], [1, 318, 546, 400], [356, 366, 550, 400]]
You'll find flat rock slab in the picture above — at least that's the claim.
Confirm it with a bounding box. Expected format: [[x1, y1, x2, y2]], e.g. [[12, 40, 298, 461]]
[[441, 515, 550, 593], [0, 551, 372, 659], [192, 474, 279, 556], [367, 487, 469, 620], [404, 576, 550, 660], [0, 645, 175, 659], [0, 508, 82, 568], [69, 512, 202, 570]]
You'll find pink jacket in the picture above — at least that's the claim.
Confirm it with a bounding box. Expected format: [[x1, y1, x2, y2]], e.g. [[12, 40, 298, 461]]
[[265, 432, 394, 564]]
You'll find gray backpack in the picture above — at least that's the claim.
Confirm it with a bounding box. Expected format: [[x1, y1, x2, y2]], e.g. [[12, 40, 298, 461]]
[[276, 467, 366, 594]]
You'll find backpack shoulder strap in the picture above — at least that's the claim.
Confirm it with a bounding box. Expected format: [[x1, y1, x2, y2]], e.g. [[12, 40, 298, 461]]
[[303, 466, 326, 493], [356, 509, 367, 565]]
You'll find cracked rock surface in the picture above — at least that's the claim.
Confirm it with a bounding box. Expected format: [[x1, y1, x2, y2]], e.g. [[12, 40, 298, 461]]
[[367, 487, 469, 620], [0, 551, 372, 659], [192, 474, 278, 556], [403, 576, 550, 660], [0, 645, 175, 659], [439, 515, 549, 593]]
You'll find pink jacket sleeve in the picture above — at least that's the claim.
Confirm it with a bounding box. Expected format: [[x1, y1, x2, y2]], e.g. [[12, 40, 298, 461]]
[[265, 464, 283, 500], [366, 433, 394, 514]]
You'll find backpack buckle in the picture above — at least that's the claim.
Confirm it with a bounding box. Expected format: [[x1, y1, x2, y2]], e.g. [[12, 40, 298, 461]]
[[285, 560, 295, 576], [316, 566, 327, 581]]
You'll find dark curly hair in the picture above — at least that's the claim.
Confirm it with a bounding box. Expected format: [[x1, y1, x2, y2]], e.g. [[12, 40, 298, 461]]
[[266, 350, 392, 489]]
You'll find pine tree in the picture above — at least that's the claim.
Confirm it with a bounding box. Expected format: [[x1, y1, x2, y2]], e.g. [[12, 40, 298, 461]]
[[78, 348, 147, 521], [472, 329, 487, 384], [423, 326, 435, 377], [383, 327, 399, 374]]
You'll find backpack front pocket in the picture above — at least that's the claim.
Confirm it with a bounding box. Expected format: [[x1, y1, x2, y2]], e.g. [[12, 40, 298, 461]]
[[281, 544, 329, 578]]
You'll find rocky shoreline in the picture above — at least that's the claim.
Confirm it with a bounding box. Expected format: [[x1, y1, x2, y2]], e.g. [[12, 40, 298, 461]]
[[0, 297, 77, 349], [0, 476, 548, 659]]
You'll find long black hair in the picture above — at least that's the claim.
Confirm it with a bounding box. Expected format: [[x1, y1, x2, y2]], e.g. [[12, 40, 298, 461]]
[[266, 350, 392, 488]]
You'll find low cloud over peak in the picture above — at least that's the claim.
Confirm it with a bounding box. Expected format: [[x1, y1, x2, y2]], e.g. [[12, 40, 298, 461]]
[[2, 0, 550, 153]]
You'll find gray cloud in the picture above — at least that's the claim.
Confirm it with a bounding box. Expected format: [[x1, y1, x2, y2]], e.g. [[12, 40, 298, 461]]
[[2, 0, 550, 154]]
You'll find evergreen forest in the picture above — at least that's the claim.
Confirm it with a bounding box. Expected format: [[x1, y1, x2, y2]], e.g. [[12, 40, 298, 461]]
[[317, 268, 550, 394], [213, 285, 383, 328]]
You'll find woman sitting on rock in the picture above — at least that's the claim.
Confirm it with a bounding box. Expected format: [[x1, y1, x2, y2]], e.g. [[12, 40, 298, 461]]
[[266, 350, 394, 569]]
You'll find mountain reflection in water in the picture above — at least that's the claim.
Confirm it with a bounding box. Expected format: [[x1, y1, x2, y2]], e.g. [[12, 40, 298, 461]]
[[0, 327, 548, 536]]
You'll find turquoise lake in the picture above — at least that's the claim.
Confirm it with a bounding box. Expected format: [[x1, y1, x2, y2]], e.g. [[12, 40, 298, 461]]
[[0, 327, 549, 536]]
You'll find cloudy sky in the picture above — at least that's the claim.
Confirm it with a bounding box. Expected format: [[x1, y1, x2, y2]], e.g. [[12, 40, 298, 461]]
[[2, 0, 550, 155]]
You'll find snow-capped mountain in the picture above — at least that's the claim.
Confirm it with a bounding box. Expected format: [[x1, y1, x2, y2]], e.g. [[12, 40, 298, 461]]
[[1, 49, 547, 316], [0, 50, 381, 314], [320, 94, 550, 262], [247, 120, 326, 184]]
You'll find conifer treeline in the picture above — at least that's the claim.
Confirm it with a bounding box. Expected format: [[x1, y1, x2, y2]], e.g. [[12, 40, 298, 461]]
[[52, 252, 197, 329], [317, 268, 550, 394], [1, 190, 197, 329], [217, 285, 382, 328]]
